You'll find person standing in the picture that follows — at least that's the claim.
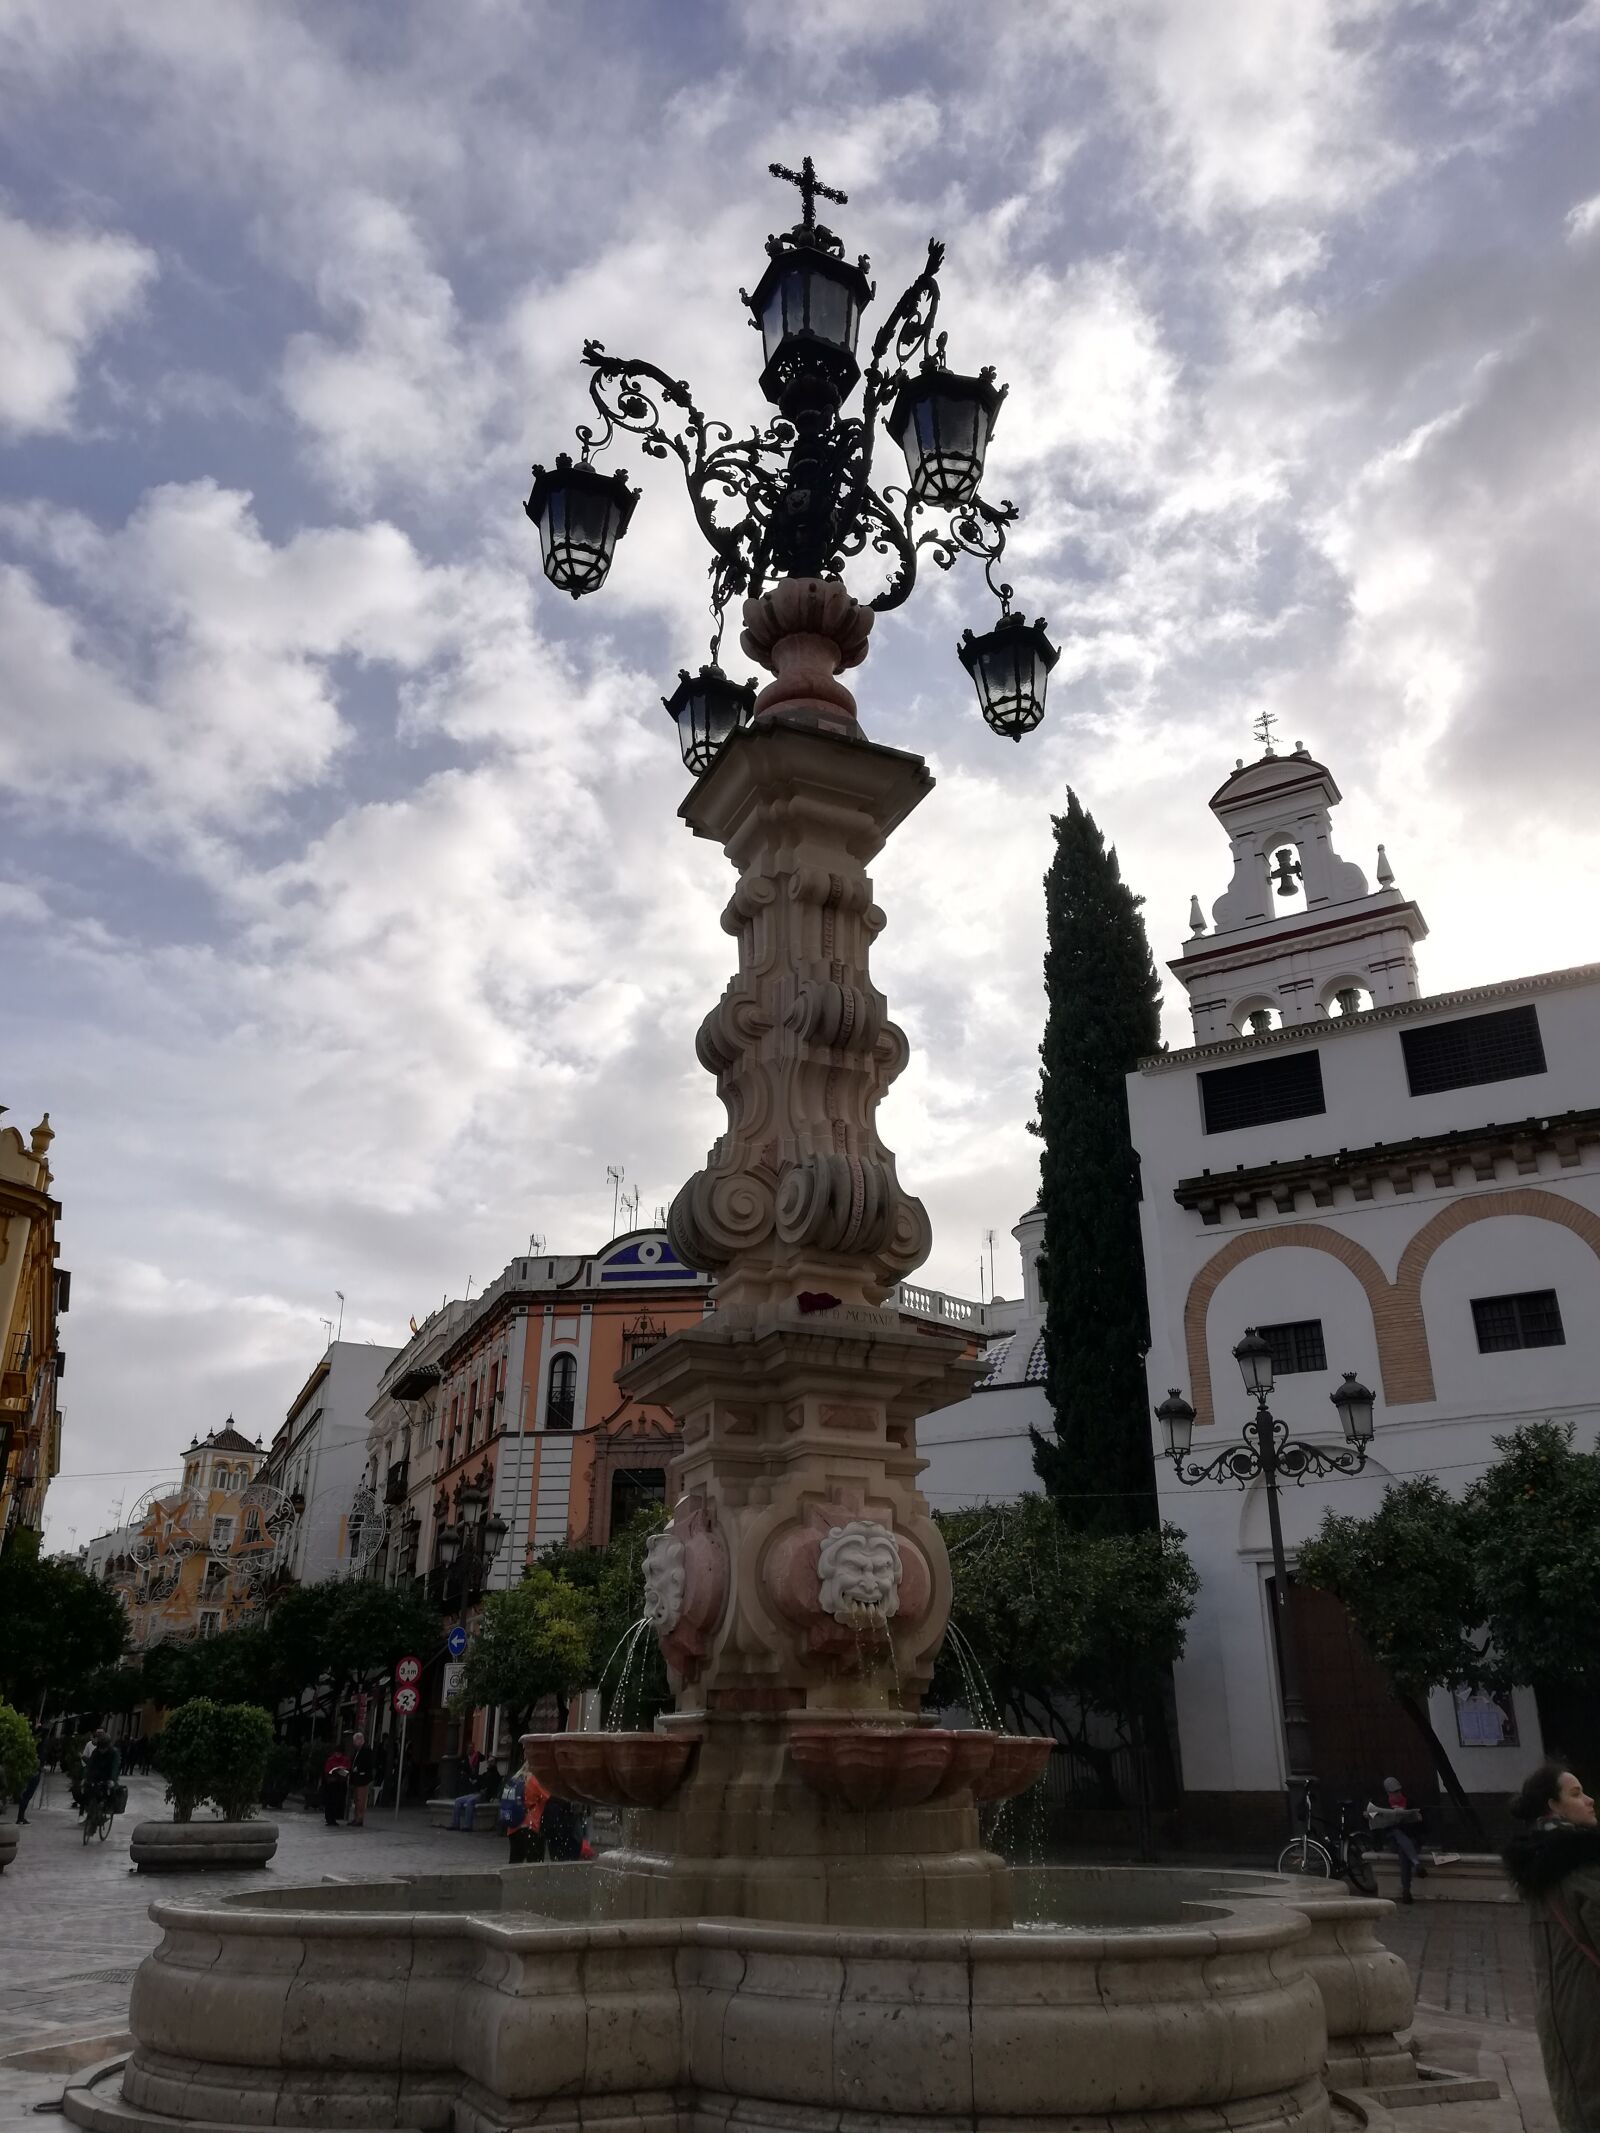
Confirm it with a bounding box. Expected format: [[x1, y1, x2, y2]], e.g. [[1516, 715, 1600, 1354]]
[[1504, 1762, 1600, 2129], [321, 1744, 351, 1827], [505, 1738, 549, 1865], [1377, 1777, 1426, 1905], [348, 1732, 374, 1827]]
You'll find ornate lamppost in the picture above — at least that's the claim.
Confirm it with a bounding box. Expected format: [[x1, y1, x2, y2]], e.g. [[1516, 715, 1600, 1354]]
[[520, 156, 1057, 1928], [433, 1485, 508, 1797], [1156, 1333, 1376, 1784], [526, 153, 1060, 761]]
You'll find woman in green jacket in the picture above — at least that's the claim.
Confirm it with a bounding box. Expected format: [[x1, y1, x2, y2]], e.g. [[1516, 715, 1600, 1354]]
[[1504, 1761, 1600, 2130]]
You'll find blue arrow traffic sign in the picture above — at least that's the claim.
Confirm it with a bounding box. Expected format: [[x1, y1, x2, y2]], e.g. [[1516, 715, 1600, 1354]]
[[445, 1624, 468, 1660]]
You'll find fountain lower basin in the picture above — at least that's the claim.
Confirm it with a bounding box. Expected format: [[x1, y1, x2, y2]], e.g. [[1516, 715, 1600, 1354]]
[[60, 1859, 1426, 2133]]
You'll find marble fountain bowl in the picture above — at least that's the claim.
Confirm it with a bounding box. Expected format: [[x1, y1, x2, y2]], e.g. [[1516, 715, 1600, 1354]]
[[59, 1855, 1422, 2133]]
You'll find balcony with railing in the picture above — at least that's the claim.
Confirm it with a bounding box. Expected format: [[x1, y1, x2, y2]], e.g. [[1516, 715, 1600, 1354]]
[[384, 1458, 410, 1506]]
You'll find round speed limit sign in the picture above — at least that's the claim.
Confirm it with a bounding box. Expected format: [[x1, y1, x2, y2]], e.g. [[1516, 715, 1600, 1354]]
[[392, 1685, 420, 1716], [394, 1655, 421, 1686]]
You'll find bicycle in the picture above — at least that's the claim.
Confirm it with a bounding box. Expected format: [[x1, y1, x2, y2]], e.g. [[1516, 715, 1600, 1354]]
[[80, 1786, 115, 1845], [1276, 1778, 1378, 1894]]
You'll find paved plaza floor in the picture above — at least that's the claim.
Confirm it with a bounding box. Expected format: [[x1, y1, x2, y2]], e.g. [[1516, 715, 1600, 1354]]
[[0, 1779, 1560, 2131]]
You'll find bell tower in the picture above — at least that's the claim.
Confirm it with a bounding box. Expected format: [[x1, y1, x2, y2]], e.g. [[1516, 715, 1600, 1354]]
[[1170, 739, 1428, 1045]]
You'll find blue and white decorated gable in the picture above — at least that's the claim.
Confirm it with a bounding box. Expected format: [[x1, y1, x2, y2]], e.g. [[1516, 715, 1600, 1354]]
[[595, 1233, 704, 1285]]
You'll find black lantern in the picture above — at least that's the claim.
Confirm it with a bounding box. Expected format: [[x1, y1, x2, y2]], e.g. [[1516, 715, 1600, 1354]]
[[1155, 1388, 1197, 1459], [436, 1522, 461, 1566], [663, 665, 757, 775], [746, 229, 874, 414], [524, 454, 639, 599], [1329, 1372, 1376, 1444], [1233, 1327, 1275, 1400], [889, 362, 1007, 506], [483, 1511, 510, 1562], [957, 612, 1059, 741]]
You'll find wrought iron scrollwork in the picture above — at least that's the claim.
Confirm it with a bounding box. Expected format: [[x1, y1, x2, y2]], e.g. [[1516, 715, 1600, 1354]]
[[570, 231, 1016, 653]]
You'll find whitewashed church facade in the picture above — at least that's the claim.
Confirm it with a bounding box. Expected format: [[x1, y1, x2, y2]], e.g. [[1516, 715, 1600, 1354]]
[[1132, 742, 1600, 1839]]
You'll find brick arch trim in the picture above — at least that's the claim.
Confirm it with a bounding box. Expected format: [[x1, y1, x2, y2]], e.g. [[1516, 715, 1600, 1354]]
[[1395, 1186, 1600, 1322], [1182, 1223, 1416, 1431]]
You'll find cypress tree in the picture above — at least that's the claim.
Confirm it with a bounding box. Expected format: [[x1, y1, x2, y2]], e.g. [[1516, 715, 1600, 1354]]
[[1029, 789, 1163, 1534]]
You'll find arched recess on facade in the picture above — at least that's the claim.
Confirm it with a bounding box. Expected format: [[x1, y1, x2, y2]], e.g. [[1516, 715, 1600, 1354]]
[[1395, 1186, 1600, 1321], [1182, 1223, 1406, 1430]]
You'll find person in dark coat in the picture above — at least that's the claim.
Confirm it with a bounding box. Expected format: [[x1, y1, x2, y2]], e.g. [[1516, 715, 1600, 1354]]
[[321, 1746, 351, 1827], [1503, 1761, 1600, 2130]]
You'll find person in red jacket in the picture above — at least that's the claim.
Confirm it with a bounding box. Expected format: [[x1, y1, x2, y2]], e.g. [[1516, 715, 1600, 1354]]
[[508, 1738, 550, 1866]]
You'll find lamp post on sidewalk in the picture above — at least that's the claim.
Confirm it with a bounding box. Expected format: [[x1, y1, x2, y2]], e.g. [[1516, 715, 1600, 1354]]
[[1156, 1332, 1375, 1783]]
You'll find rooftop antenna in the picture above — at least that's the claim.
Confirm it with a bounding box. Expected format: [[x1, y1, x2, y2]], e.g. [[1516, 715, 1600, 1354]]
[[654, 1204, 669, 1230], [606, 1164, 625, 1239], [528, 1231, 546, 1257], [623, 1185, 641, 1231], [984, 1228, 996, 1300], [335, 1290, 345, 1341], [1250, 706, 1279, 755]]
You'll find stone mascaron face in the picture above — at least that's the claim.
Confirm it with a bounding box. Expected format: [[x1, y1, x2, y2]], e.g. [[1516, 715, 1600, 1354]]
[[642, 1530, 687, 1633], [816, 1518, 903, 1625]]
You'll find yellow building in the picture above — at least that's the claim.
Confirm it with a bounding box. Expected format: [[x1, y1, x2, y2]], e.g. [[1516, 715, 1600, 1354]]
[[104, 1421, 291, 1648], [0, 1112, 66, 1549]]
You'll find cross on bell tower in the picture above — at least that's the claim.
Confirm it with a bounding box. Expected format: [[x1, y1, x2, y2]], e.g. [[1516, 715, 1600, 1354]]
[[769, 154, 848, 232]]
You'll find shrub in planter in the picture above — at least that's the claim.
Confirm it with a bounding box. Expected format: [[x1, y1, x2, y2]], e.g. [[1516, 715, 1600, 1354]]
[[0, 1700, 34, 1801], [212, 1703, 274, 1822], [157, 1698, 219, 1822]]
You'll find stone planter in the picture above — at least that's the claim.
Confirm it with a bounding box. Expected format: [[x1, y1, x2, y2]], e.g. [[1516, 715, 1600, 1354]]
[[0, 1824, 17, 1872], [130, 1819, 278, 1872]]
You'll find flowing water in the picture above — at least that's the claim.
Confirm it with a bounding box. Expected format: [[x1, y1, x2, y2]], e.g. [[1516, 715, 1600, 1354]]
[[595, 1616, 654, 1730]]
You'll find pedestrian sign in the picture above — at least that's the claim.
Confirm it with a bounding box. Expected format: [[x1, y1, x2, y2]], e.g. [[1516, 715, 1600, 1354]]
[[445, 1624, 468, 1660], [392, 1685, 419, 1716], [394, 1654, 422, 1686]]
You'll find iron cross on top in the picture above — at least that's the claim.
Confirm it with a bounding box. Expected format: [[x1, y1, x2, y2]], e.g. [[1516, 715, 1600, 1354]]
[[769, 154, 847, 231]]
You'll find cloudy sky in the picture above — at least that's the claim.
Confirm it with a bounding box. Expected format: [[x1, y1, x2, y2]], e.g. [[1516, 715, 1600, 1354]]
[[4, 1, 1599, 1551]]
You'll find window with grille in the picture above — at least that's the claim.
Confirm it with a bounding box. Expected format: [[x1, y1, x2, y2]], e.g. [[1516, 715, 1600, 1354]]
[[211, 1516, 234, 1549], [1401, 1005, 1546, 1097], [242, 1509, 261, 1543], [1471, 1290, 1565, 1353], [546, 1351, 577, 1430], [1257, 1319, 1327, 1376], [1199, 1050, 1326, 1134]]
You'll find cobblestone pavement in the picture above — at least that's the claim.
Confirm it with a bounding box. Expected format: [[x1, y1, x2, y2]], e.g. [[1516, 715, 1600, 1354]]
[[0, 1809, 1561, 2133]]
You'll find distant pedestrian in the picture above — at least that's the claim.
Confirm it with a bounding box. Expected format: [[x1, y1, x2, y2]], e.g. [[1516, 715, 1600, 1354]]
[[349, 1733, 373, 1826], [449, 1759, 502, 1832], [503, 1738, 549, 1865], [321, 1746, 351, 1827], [1504, 1761, 1600, 2130]]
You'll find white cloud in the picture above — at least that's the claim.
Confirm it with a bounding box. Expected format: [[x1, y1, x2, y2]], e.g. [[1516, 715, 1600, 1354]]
[[0, 209, 154, 434]]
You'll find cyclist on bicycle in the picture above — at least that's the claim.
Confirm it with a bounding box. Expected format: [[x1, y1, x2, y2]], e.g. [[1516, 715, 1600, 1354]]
[[80, 1730, 121, 1822]]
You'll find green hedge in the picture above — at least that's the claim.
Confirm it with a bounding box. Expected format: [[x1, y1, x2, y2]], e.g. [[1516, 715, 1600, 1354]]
[[155, 1697, 275, 1822]]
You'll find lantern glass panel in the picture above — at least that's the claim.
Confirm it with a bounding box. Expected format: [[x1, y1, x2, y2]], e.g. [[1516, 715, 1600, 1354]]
[[912, 389, 988, 504], [807, 270, 851, 351], [762, 277, 799, 367], [1234, 1330, 1275, 1398]]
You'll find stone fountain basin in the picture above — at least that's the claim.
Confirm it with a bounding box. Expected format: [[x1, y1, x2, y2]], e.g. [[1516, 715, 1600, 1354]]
[[519, 1730, 697, 1807], [787, 1724, 1051, 1809], [90, 1870, 1335, 2133]]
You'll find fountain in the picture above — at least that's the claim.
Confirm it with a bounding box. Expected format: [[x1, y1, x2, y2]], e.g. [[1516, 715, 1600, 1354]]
[[64, 164, 1444, 2133]]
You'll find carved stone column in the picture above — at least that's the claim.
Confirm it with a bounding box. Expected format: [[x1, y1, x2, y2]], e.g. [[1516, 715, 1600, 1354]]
[[600, 580, 1007, 1926]]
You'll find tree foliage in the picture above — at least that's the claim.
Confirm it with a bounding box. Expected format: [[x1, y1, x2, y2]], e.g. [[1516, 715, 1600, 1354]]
[[265, 1578, 442, 1704], [1029, 789, 1163, 1533], [0, 1699, 36, 1796], [540, 1506, 671, 1725], [452, 1568, 596, 1732], [210, 1703, 275, 1822], [0, 1532, 128, 1709], [1298, 1477, 1485, 1703], [1464, 1421, 1600, 1693], [932, 1496, 1197, 1758]]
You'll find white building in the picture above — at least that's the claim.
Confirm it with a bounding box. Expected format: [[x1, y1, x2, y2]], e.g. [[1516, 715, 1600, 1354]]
[[915, 1208, 1049, 1509], [1132, 741, 1600, 1842], [259, 1340, 398, 1587]]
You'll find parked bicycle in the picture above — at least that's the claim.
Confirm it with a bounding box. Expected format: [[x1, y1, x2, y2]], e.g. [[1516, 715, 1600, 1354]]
[[1276, 1777, 1378, 1894]]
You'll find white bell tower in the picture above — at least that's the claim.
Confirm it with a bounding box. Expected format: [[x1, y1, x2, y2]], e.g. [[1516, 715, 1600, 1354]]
[[1170, 738, 1427, 1045]]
